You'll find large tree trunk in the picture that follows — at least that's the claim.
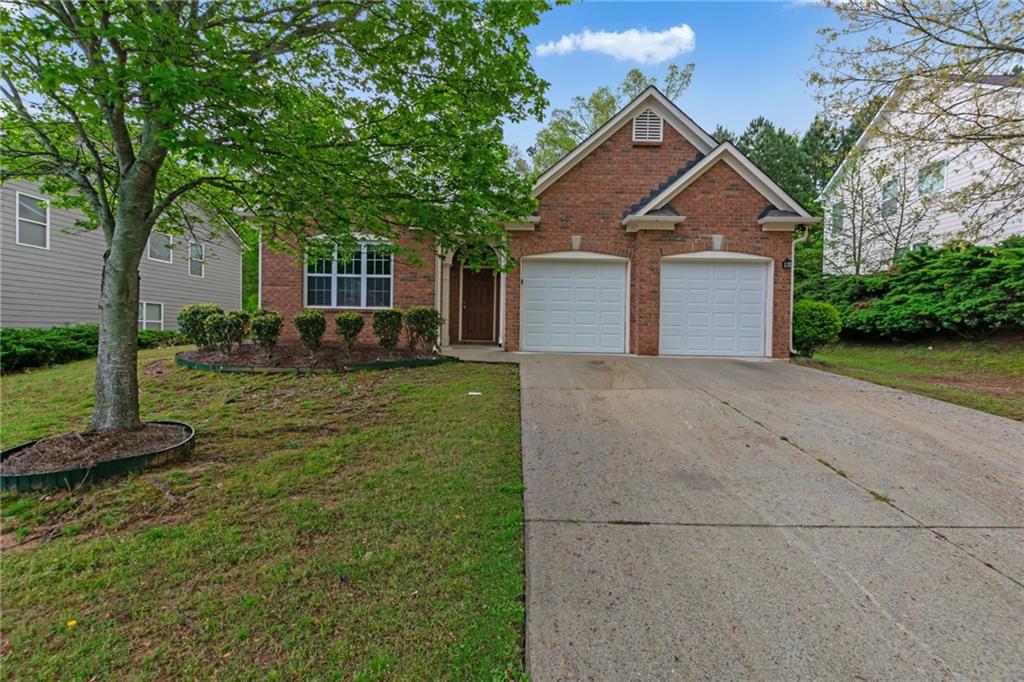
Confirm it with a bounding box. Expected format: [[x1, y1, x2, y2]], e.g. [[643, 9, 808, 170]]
[[91, 235, 145, 431]]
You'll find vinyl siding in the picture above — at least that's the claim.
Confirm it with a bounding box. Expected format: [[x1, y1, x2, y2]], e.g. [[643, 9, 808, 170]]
[[0, 179, 243, 329]]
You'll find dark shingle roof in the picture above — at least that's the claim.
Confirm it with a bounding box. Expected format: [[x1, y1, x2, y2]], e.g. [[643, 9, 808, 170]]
[[758, 207, 801, 219], [622, 152, 705, 218], [964, 74, 1023, 87]]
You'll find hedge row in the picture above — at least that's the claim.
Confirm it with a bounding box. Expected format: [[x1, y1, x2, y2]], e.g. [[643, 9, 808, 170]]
[[0, 325, 185, 373], [809, 236, 1024, 340]]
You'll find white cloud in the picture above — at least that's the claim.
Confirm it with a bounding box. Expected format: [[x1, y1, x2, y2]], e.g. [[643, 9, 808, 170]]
[[535, 24, 696, 65]]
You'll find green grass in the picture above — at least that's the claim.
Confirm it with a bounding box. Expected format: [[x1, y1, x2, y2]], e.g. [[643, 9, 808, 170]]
[[1, 347, 526, 679], [798, 333, 1024, 421]]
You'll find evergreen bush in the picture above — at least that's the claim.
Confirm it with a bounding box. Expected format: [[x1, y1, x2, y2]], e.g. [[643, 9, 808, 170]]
[[335, 312, 364, 355], [371, 309, 404, 350], [294, 310, 326, 356]]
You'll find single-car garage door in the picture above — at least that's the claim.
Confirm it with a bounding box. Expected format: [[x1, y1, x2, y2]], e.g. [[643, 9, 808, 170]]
[[521, 259, 627, 353], [660, 260, 769, 357]]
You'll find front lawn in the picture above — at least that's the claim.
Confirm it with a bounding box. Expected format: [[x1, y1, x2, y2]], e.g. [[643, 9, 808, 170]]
[[799, 333, 1023, 420], [1, 347, 525, 679]]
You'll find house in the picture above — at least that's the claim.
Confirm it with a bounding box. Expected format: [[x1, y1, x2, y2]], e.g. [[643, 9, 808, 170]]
[[820, 76, 1024, 274], [0, 179, 243, 330], [260, 86, 819, 358]]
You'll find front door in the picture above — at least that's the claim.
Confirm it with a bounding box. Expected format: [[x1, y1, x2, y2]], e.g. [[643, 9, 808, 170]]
[[461, 267, 495, 341]]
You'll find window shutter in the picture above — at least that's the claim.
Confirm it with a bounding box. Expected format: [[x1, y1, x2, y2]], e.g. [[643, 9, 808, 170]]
[[632, 108, 663, 143]]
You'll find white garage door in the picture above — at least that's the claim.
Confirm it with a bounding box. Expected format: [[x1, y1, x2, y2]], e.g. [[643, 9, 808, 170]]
[[660, 261, 768, 357], [522, 260, 627, 353]]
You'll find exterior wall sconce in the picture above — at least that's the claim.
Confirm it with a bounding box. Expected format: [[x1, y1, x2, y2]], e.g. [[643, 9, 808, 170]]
[[571, 235, 582, 251], [710, 234, 724, 251], [782, 258, 793, 270]]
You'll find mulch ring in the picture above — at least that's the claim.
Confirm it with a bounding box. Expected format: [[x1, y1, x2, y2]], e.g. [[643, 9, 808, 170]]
[[1, 423, 190, 476], [178, 341, 443, 371]]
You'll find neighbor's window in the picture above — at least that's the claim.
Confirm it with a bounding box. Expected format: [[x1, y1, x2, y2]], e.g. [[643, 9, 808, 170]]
[[305, 243, 392, 309], [880, 179, 899, 217], [187, 241, 205, 277], [917, 161, 946, 197], [138, 302, 163, 330], [16, 192, 49, 249], [830, 202, 844, 232], [148, 231, 173, 262]]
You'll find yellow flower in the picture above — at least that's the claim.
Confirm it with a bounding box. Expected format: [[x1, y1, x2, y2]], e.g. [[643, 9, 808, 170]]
[[66, 620, 77, 628]]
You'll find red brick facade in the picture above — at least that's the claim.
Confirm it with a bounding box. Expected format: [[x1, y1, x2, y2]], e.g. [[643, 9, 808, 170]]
[[261, 111, 799, 357]]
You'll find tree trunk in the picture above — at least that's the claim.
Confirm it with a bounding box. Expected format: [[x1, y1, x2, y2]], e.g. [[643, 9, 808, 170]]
[[91, 230, 145, 431]]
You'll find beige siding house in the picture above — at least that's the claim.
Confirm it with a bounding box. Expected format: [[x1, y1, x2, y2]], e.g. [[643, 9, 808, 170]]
[[1, 179, 243, 330]]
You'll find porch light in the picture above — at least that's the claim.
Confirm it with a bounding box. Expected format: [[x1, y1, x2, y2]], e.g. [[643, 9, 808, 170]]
[[782, 258, 793, 270]]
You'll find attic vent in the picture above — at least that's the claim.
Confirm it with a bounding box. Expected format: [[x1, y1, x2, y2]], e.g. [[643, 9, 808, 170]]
[[633, 108, 663, 143]]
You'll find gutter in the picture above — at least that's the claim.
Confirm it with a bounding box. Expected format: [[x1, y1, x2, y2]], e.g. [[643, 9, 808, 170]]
[[789, 224, 810, 356]]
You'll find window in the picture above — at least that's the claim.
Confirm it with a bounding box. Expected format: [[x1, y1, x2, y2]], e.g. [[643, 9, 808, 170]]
[[880, 179, 899, 217], [830, 203, 844, 232], [187, 241, 205, 277], [138, 302, 163, 330], [148, 232, 173, 262], [305, 243, 393, 309], [632, 108, 663, 143], [917, 161, 946, 197], [16, 192, 49, 249]]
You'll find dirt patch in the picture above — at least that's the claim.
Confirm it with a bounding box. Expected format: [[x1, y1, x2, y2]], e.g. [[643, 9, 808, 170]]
[[1, 424, 189, 476], [180, 341, 440, 370], [143, 359, 170, 377]]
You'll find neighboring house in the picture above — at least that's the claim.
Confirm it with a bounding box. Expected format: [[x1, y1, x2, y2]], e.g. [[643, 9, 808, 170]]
[[261, 86, 819, 358], [820, 76, 1024, 274], [0, 179, 243, 330]]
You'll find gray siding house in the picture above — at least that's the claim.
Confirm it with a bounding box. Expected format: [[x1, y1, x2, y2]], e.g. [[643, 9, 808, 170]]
[[1, 179, 243, 330]]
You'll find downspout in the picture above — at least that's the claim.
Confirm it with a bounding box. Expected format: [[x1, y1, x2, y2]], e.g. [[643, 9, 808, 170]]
[[789, 224, 810, 356]]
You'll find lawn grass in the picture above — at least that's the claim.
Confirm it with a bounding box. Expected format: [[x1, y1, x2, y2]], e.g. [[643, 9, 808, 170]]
[[1, 347, 526, 679], [798, 333, 1023, 421]]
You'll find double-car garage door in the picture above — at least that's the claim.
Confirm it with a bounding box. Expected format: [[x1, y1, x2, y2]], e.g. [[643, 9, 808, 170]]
[[520, 257, 769, 357]]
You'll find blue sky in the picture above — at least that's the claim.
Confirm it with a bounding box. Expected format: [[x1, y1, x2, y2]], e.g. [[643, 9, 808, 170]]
[[504, 1, 834, 151]]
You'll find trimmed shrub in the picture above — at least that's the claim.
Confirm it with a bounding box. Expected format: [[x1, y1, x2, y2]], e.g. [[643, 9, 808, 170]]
[[371, 308, 404, 350], [0, 324, 186, 373], [204, 312, 244, 354], [138, 329, 186, 348], [405, 307, 444, 352], [251, 310, 284, 355], [335, 312, 364, 355], [294, 309, 326, 356], [793, 299, 841, 357], [177, 304, 224, 349], [227, 310, 252, 338]]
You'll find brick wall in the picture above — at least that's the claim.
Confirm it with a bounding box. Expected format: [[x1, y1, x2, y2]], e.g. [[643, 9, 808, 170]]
[[504, 122, 795, 358], [260, 231, 436, 345]]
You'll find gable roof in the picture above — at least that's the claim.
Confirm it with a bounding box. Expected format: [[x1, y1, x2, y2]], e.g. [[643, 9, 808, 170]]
[[531, 86, 717, 197], [631, 141, 815, 219]]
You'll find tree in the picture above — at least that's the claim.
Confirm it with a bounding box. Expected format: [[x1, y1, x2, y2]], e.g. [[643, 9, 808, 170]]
[[1, 0, 548, 432], [528, 63, 694, 172], [711, 124, 736, 144], [735, 117, 815, 211], [811, 0, 1024, 236]]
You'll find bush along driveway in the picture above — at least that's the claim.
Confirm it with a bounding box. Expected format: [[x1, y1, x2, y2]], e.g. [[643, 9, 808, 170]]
[[1, 347, 525, 679]]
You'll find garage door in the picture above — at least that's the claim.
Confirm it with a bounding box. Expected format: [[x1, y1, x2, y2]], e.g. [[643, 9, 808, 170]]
[[660, 261, 768, 357], [522, 260, 627, 353]]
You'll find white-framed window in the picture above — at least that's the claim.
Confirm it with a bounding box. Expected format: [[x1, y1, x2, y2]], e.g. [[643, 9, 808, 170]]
[[830, 202, 844, 232], [187, 241, 205, 277], [148, 231, 173, 263], [880, 179, 899, 217], [138, 302, 163, 330], [305, 243, 393, 309], [16, 192, 49, 249], [917, 160, 946, 198], [632, 108, 663, 143]]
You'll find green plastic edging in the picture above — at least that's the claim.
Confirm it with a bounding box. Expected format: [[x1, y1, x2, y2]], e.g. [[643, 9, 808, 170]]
[[1, 420, 195, 492], [174, 352, 457, 374]]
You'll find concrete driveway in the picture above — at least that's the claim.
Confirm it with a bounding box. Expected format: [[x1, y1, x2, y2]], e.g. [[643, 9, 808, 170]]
[[520, 355, 1024, 680]]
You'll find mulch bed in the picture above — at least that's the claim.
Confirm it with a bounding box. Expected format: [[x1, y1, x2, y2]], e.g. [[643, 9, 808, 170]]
[[178, 341, 441, 370], [1, 423, 189, 476]]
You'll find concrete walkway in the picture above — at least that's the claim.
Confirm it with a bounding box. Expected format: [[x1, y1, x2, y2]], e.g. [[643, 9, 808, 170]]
[[520, 354, 1024, 680]]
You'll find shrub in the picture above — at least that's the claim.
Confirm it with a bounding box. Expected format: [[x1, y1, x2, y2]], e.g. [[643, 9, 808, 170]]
[[204, 312, 244, 354], [177, 304, 224, 348], [371, 309, 404, 350], [0, 324, 187, 373], [251, 310, 284, 355], [227, 310, 252, 338], [793, 299, 841, 357], [294, 309, 326, 356], [137, 329, 187, 348], [335, 312, 364, 355], [404, 307, 444, 352]]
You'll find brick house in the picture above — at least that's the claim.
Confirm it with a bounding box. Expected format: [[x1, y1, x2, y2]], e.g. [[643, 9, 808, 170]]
[[261, 86, 820, 358]]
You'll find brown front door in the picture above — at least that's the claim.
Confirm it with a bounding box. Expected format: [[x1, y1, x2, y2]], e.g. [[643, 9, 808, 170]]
[[461, 267, 495, 341]]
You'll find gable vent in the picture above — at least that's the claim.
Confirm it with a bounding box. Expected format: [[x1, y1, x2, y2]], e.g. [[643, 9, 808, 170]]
[[633, 108, 663, 143]]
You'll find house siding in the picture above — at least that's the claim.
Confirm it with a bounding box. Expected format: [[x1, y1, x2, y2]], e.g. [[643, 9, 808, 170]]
[[0, 179, 243, 329]]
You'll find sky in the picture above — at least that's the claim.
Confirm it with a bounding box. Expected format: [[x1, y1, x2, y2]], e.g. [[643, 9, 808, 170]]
[[504, 1, 835, 152]]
